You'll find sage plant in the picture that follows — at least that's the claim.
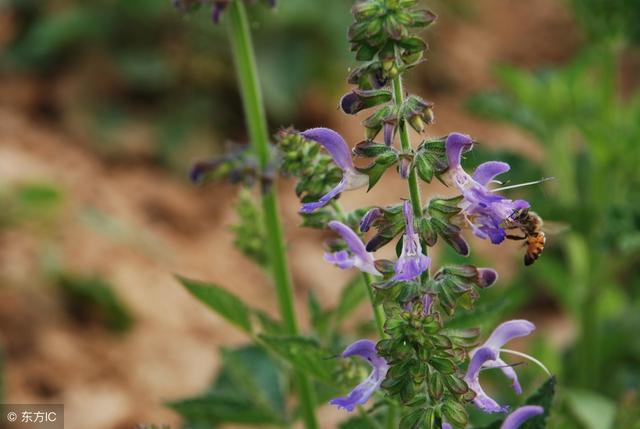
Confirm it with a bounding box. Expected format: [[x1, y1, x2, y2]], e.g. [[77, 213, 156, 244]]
[[178, 0, 556, 428], [278, 1, 553, 427]]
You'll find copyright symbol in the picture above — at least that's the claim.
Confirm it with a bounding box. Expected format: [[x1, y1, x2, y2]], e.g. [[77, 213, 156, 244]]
[[6, 411, 17, 422]]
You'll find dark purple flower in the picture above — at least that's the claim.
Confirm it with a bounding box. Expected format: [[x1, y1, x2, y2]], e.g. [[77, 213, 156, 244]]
[[392, 201, 430, 281], [477, 267, 499, 288], [383, 120, 396, 146], [212, 1, 226, 22], [470, 319, 537, 395], [443, 133, 530, 244], [501, 406, 544, 429], [325, 221, 380, 276], [330, 339, 389, 412], [359, 207, 383, 232], [299, 128, 368, 213]]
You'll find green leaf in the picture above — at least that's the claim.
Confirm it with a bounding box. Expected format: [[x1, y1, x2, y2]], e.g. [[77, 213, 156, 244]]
[[400, 408, 427, 429], [178, 276, 252, 333], [259, 335, 337, 383], [565, 389, 616, 429], [335, 275, 367, 323], [356, 151, 399, 190]]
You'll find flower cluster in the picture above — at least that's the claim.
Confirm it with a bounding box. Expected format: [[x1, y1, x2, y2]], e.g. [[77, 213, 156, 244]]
[[276, 0, 552, 427]]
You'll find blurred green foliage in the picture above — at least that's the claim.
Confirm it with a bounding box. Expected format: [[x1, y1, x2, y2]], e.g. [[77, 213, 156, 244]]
[[0, 182, 63, 229], [1, 0, 354, 169], [56, 273, 134, 332], [466, 2, 640, 425]]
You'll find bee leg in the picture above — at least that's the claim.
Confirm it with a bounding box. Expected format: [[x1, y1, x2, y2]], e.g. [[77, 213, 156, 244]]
[[506, 234, 526, 241]]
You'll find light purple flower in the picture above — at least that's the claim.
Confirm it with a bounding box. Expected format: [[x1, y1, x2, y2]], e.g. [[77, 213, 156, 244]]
[[443, 133, 530, 244], [392, 201, 430, 281], [299, 128, 369, 213], [325, 221, 380, 276], [501, 405, 544, 429], [464, 346, 509, 413], [471, 319, 536, 395], [330, 339, 389, 412]]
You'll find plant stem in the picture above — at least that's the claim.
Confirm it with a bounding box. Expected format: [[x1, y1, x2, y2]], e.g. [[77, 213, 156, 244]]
[[363, 273, 386, 338], [226, 3, 318, 428], [392, 75, 422, 217]]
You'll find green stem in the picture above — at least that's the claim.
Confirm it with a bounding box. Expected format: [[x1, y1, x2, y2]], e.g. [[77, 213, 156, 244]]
[[392, 75, 422, 217], [227, 3, 318, 428], [363, 273, 386, 339]]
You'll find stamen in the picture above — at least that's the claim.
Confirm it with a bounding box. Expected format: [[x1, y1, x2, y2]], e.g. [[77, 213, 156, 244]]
[[499, 348, 551, 375], [480, 361, 526, 371], [491, 177, 555, 192]]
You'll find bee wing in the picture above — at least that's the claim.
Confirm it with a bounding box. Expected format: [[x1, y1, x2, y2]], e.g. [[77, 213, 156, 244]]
[[541, 220, 570, 235]]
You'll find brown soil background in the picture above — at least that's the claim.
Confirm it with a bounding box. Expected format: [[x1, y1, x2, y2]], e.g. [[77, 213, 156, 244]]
[[0, 1, 582, 428]]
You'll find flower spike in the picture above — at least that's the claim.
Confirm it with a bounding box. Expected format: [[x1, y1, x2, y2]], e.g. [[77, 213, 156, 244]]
[[330, 339, 389, 412], [299, 128, 368, 213], [325, 221, 380, 276]]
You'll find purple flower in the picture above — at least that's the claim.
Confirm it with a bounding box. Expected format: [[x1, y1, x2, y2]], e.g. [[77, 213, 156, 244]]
[[443, 405, 543, 429], [465, 320, 542, 414], [392, 201, 430, 281], [471, 319, 536, 395], [299, 128, 368, 213], [443, 133, 530, 244], [464, 346, 509, 413], [325, 221, 380, 276], [330, 339, 389, 412], [359, 207, 383, 232], [501, 406, 544, 429]]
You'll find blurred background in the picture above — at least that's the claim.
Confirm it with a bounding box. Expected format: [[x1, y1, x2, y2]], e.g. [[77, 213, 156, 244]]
[[0, 0, 639, 428]]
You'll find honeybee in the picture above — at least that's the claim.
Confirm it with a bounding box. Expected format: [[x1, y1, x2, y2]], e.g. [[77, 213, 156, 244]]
[[505, 209, 546, 266]]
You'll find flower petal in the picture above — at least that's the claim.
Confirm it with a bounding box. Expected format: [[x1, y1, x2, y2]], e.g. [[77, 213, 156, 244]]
[[327, 221, 380, 275], [483, 357, 522, 394], [330, 339, 389, 412], [301, 127, 353, 171], [445, 132, 473, 169], [324, 250, 355, 270], [477, 268, 499, 288], [300, 178, 346, 213], [500, 406, 544, 429], [484, 320, 536, 350], [402, 200, 415, 237], [342, 339, 377, 359], [473, 161, 511, 185], [360, 207, 383, 232], [392, 247, 430, 281]]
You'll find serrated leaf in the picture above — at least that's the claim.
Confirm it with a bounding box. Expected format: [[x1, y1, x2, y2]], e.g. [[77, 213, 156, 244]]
[[178, 276, 252, 333], [260, 335, 337, 384]]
